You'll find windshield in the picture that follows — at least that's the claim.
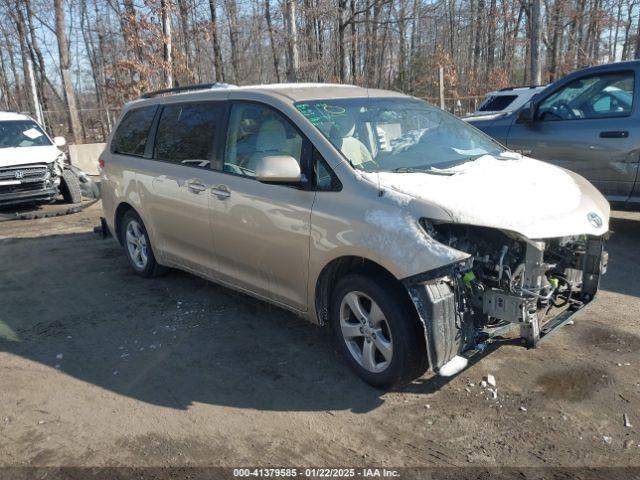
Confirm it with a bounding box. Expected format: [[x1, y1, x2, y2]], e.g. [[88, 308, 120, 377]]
[[0, 120, 51, 148], [295, 97, 503, 172]]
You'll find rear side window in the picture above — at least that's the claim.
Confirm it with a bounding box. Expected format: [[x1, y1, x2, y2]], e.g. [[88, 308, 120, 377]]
[[111, 106, 157, 156], [154, 102, 222, 168], [478, 95, 517, 111]]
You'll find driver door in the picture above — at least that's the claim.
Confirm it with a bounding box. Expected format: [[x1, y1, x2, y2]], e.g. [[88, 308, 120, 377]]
[[208, 101, 315, 311], [507, 70, 640, 202]]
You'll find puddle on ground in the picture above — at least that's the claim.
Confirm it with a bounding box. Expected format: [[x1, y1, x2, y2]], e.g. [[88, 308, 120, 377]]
[[576, 325, 640, 353], [536, 366, 612, 402]]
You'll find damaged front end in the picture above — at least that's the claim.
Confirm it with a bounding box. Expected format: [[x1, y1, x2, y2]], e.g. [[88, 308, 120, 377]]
[[405, 220, 608, 375]]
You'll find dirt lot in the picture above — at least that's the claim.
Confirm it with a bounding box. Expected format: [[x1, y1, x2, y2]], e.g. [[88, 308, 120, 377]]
[[1, 202, 639, 469]]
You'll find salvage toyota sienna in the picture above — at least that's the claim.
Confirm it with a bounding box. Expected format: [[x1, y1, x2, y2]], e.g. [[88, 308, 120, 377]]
[[100, 83, 609, 389]]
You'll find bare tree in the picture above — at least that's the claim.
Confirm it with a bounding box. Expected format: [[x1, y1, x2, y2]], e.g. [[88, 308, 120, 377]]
[[284, 0, 299, 81], [264, 0, 280, 82], [209, 0, 225, 82], [54, 0, 83, 143], [529, 0, 542, 85], [161, 0, 173, 88]]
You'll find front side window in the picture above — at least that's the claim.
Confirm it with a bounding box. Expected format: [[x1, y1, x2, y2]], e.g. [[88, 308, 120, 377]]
[[224, 103, 303, 178], [0, 120, 51, 148], [111, 105, 157, 156], [295, 98, 503, 173], [154, 103, 221, 168], [538, 72, 634, 121]]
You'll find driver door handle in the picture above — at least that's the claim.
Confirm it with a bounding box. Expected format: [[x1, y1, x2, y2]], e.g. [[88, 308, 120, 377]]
[[600, 130, 629, 138], [211, 184, 231, 198]]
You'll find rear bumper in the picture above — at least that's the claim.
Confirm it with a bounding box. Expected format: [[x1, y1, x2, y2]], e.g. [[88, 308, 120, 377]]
[[0, 187, 58, 207]]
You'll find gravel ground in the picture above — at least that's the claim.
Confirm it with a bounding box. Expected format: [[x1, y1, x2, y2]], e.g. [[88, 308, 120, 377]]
[[0, 202, 639, 469]]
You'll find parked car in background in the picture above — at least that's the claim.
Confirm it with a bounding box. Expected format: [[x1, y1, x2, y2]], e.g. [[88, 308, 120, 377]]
[[463, 86, 545, 121], [100, 83, 608, 389], [0, 112, 82, 207], [466, 60, 640, 209]]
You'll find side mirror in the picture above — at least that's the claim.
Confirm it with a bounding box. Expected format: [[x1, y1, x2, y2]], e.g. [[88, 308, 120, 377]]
[[255, 155, 301, 183], [53, 136, 66, 147], [516, 103, 535, 124]]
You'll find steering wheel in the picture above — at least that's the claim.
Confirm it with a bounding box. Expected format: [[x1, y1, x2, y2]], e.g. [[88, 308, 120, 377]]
[[555, 102, 578, 120]]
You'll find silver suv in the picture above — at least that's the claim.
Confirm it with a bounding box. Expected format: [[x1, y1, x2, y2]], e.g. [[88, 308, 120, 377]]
[[100, 83, 609, 388]]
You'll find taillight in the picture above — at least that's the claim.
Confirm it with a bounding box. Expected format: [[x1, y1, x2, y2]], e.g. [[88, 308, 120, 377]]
[[98, 158, 105, 169]]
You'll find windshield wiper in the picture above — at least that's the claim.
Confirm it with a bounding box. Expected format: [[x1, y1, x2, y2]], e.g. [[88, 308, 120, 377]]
[[390, 166, 453, 176]]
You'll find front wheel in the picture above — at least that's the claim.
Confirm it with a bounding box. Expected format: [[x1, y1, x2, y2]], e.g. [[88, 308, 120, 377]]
[[60, 169, 82, 204], [330, 274, 428, 389]]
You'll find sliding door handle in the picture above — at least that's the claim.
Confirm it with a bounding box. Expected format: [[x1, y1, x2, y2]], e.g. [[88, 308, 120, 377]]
[[211, 185, 231, 198], [600, 131, 629, 138], [186, 180, 207, 193]]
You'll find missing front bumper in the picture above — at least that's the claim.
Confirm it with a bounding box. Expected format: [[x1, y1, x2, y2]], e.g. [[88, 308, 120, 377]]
[[404, 235, 607, 375]]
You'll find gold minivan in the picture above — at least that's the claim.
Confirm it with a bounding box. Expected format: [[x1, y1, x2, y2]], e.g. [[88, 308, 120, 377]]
[[100, 83, 609, 388]]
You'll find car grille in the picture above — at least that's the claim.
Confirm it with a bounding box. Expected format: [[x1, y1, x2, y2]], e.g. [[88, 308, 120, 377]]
[[0, 164, 48, 182], [0, 181, 47, 194]]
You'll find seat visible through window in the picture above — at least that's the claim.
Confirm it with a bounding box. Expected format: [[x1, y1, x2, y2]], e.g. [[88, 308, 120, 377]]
[[224, 104, 303, 177]]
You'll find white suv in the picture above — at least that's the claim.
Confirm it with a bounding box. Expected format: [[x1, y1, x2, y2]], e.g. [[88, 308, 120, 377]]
[[464, 86, 545, 121], [0, 112, 80, 207]]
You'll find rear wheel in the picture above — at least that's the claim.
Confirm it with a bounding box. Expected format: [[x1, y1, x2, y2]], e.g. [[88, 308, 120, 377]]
[[120, 210, 165, 277], [330, 274, 428, 389]]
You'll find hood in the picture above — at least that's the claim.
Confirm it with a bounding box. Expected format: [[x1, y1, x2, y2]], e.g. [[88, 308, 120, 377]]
[[463, 112, 511, 127], [462, 111, 509, 122], [369, 153, 610, 239], [0, 145, 61, 167]]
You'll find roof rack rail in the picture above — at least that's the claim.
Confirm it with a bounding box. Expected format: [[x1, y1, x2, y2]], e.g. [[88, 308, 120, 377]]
[[139, 82, 235, 99], [498, 85, 542, 92]]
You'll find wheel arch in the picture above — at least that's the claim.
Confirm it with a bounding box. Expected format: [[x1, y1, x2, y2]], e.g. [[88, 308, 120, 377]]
[[113, 202, 136, 246], [313, 255, 414, 326]]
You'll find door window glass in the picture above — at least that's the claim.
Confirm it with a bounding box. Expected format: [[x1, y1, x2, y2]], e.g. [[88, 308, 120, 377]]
[[538, 72, 634, 121], [111, 106, 157, 156], [224, 103, 303, 177], [154, 103, 221, 168]]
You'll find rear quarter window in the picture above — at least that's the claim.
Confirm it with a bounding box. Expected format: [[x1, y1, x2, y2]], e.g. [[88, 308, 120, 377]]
[[111, 106, 157, 156]]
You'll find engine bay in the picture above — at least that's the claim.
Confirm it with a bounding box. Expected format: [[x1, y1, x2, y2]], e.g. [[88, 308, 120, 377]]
[[422, 220, 608, 348]]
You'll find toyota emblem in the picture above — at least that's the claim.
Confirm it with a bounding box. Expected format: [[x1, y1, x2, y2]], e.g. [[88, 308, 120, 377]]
[[587, 212, 603, 228], [14, 170, 24, 179]]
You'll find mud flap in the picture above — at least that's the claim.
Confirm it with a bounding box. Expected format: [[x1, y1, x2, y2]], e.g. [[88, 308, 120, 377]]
[[407, 279, 462, 372]]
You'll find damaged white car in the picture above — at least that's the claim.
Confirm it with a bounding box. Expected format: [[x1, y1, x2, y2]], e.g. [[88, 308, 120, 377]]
[[100, 84, 609, 389], [0, 112, 82, 207]]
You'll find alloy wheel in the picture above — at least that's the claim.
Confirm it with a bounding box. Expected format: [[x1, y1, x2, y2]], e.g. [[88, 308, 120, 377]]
[[339, 291, 393, 373], [125, 220, 148, 269]]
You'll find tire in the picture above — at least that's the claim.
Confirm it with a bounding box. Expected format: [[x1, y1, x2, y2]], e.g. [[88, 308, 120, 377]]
[[60, 169, 82, 204], [120, 210, 165, 277], [329, 274, 429, 390]]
